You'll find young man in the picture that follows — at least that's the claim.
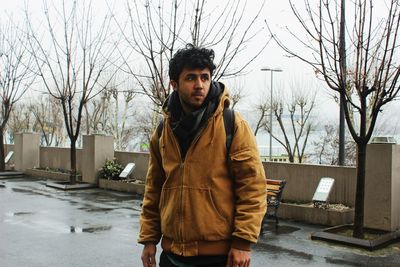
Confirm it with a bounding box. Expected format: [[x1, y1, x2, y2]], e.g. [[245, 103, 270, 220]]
[[139, 44, 266, 267]]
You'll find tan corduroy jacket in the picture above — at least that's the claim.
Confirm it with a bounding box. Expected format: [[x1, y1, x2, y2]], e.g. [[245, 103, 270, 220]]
[[138, 84, 267, 256]]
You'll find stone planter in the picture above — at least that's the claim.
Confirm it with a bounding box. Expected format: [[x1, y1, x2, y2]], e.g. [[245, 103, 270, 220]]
[[25, 168, 82, 182], [279, 203, 354, 226], [98, 178, 145, 195], [311, 224, 400, 250]]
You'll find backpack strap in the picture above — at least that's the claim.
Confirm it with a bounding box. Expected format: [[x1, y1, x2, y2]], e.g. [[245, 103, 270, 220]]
[[157, 119, 163, 138], [223, 107, 235, 154]]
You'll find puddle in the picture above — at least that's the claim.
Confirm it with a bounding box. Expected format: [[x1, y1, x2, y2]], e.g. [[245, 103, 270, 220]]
[[11, 188, 35, 194], [70, 225, 112, 233], [78, 207, 114, 213], [324, 257, 362, 266], [254, 242, 314, 261], [261, 225, 301, 235], [8, 212, 35, 216]]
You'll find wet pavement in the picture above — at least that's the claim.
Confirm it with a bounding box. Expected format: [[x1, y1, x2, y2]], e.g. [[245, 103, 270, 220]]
[[1, 177, 400, 267]]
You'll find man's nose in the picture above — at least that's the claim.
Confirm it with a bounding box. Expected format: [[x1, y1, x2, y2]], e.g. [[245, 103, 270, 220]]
[[194, 77, 204, 88]]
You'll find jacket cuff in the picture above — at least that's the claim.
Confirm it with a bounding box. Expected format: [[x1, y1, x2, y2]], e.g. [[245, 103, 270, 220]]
[[231, 237, 252, 251]]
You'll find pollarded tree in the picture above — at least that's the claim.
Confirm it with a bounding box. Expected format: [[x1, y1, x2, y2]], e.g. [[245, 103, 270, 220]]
[[253, 82, 316, 163], [26, 0, 118, 183], [0, 20, 36, 171], [268, 89, 315, 163], [269, 0, 400, 237], [253, 100, 269, 137]]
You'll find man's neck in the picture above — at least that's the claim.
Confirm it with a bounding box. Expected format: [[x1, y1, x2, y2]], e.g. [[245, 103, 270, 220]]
[[180, 102, 192, 115]]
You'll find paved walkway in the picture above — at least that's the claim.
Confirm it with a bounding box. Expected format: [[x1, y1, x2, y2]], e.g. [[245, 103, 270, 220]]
[[1, 177, 399, 267]]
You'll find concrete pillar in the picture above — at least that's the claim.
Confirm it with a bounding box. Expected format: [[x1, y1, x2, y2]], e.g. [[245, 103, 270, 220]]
[[81, 134, 114, 185], [14, 133, 41, 171], [364, 144, 400, 231]]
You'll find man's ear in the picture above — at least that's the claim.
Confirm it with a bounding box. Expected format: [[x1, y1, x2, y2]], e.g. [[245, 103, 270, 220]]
[[170, 80, 178, 91]]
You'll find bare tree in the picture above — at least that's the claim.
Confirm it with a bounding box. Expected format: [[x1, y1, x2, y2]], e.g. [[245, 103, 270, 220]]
[[109, 87, 137, 151], [83, 89, 111, 135], [253, 101, 268, 137], [229, 79, 247, 109], [82, 80, 137, 151], [30, 95, 65, 146], [6, 103, 33, 144], [253, 84, 316, 163], [116, 0, 269, 121], [270, 90, 315, 163], [0, 20, 36, 171], [269, 0, 400, 237], [310, 123, 357, 166], [26, 0, 118, 183], [132, 106, 157, 151]]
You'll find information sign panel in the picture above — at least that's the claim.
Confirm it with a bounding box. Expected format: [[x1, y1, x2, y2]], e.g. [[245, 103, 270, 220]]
[[312, 177, 335, 204], [119, 163, 136, 178]]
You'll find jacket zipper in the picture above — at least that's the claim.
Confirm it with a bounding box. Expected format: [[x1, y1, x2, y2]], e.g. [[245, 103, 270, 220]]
[[186, 116, 214, 158], [168, 115, 215, 249], [169, 129, 184, 245]]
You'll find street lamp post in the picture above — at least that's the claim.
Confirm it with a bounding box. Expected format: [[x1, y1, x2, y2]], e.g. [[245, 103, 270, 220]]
[[261, 67, 282, 161]]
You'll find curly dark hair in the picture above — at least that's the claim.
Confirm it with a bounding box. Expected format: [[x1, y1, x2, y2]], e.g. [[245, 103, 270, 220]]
[[169, 44, 216, 81]]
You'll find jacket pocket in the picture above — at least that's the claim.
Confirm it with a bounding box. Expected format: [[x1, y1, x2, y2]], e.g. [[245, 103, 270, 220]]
[[230, 148, 258, 178], [159, 187, 181, 239], [183, 187, 232, 241], [230, 148, 252, 161]]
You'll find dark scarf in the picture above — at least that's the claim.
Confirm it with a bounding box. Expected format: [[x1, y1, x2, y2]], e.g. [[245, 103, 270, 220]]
[[168, 81, 222, 159]]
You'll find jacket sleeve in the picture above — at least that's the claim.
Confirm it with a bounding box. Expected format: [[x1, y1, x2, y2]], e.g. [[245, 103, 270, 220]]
[[138, 130, 165, 244], [229, 113, 267, 249]]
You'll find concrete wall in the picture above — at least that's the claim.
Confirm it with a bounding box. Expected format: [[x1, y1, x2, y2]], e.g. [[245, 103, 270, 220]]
[[40, 147, 83, 172], [392, 145, 400, 231], [5, 144, 14, 154], [33, 146, 359, 206], [114, 151, 149, 181], [13, 141, 357, 206], [81, 135, 114, 184], [364, 144, 400, 231], [263, 162, 357, 207], [38, 147, 150, 180], [14, 133, 40, 171]]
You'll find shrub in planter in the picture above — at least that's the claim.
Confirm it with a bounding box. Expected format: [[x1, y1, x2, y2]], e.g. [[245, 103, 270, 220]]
[[99, 158, 124, 180]]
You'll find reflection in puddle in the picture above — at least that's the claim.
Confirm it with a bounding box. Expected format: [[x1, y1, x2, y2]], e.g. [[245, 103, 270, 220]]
[[70, 225, 112, 233]]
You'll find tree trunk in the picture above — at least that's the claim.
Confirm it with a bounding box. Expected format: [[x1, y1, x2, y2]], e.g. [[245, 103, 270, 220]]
[[69, 138, 77, 184], [353, 142, 366, 238], [0, 130, 5, 172]]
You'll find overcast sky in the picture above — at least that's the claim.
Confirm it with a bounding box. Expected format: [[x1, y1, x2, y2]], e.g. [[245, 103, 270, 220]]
[[1, 0, 399, 139], [0, 0, 327, 95]]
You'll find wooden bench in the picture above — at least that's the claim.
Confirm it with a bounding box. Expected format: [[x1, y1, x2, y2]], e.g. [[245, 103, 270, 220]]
[[262, 179, 287, 229]]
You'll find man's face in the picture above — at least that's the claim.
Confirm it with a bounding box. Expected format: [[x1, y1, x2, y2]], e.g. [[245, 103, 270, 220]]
[[170, 68, 211, 113]]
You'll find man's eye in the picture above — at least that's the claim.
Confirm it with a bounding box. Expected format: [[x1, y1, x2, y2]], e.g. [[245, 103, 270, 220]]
[[186, 75, 195, 81], [201, 75, 209, 81]]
